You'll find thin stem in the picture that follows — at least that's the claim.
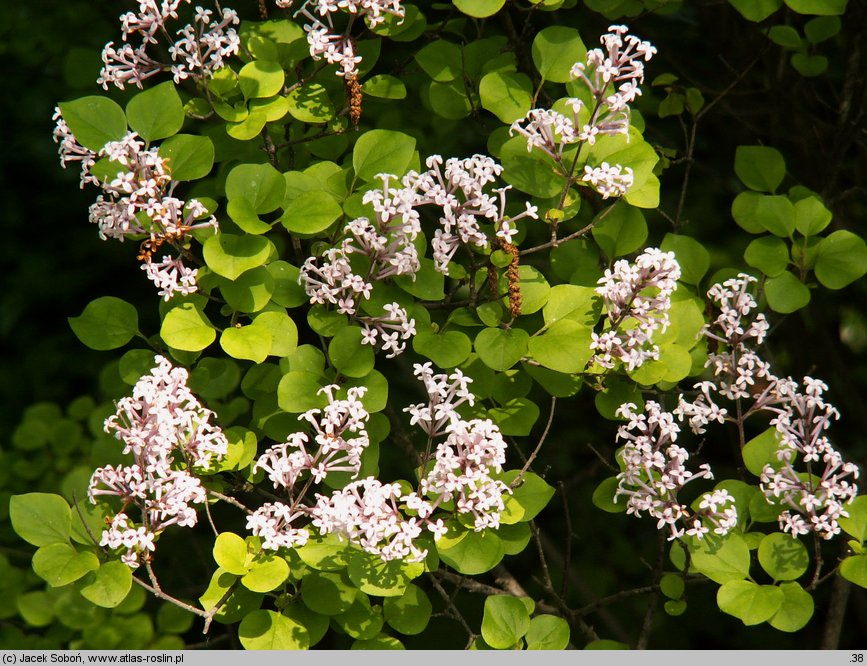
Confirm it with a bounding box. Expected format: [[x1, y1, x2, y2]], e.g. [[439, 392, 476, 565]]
[[511, 397, 556, 488]]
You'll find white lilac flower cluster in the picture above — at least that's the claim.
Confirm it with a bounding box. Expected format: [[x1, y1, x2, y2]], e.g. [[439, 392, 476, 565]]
[[300, 154, 537, 354], [280, 0, 404, 78], [590, 248, 681, 371], [614, 401, 738, 541], [674, 274, 860, 540], [245, 364, 509, 562], [510, 25, 655, 200], [88, 356, 228, 568], [99, 1, 240, 90], [52, 116, 218, 300]]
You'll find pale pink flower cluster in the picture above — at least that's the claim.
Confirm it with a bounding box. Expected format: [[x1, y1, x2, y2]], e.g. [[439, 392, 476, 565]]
[[300, 154, 535, 351], [51, 115, 218, 299], [673, 274, 860, 540], [283, 0, 404, 77], [89, 356, 228, 567], [590, 248, 681, 370], [614, 401, 737, 541], [510, 26, 654, 200], [245, 363, 509, 562], [99, 1, 240, 89]]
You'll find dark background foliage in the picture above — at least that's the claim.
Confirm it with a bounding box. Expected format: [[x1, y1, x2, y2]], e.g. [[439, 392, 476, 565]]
[[2, 0, 866, 649]]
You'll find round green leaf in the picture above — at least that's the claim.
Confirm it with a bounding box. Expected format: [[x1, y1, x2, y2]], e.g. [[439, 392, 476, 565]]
[[219, 267, 275, 313], [277, 371, 326, 413], [252, 311, 298, 357], [814, 230, 867, 289], [508, 265, 550, 314], [346, 551, 423, 597], [238, 609, 309, 650], [840, 554, 867, 588], [226, 111, 268, 140], [475, 328, 529, 371], [225, 163, 286, 215], [286, 83, 335, 124], [690, 533, 751, 584], [353, 129, 417, 181], [758, 533, 809, 581], [242, 554, 290, 593], [395, 258, 445, 300], [591, 476, 627, 514], [729, 0, 782, 21], [793, 196, 832, 236], [362, 74, 407, 99], [268, 261, 308, 308], [839, 496, 867, 543], [436, 529, 504, 574], [453, 0, 506, 17], [296, 533, 351, 571], [481, 595, 531, 649], [125, 81, 184, 142], [32, 543, 99, 587], [735, 145, 786, 193], [744, 236, 790, 277], [239, 60, 285, 99], [732, 191, 767, 234], [784, 0, 847, 15], [301, 572, 357, 615], [69, 297, 139, 351], [9, 493, 72, 546], [351, 634, 405, 650], [329, 326, 375, 378], [742, 427, 783, 477], [414, 40, 462, 82], [160, 303, 216, 351], [765, 271, 810, 313], [753, 195, 795, 237], [531, 26, 587, 83], [769, 582, 815, 632], [525, 614, 570, 650], [542, 284, 599, 326], [660, 573, 685, 600], [804, 15, 841, 42], [213, 532, 249, 575], [220, 325, 271, 364], [479, 71, 533, 123], [159, 134, 214, 181], [80, 561, 133, 608], [529, 319, 593, 374], [281, 190, 343, 234], [16, 591, 55, 627], [500, 136, 563, 198], [660, 233, 711, 285], [488, 397, 540, 436], [428, 81, 473, 120], [591, 205, 648, 259], [203, 233, 275, 280], [333, 597, 384, 640], [383, 584, 432, 635], [717, 580, 784, 626], [58, 96, 127, 151], [413, 329, 472, 368]]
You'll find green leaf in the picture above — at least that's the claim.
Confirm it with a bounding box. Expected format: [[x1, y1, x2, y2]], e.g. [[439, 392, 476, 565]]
[[225, 163, 286, 215], [58, 96, 127, 151], [660, 573, 685, 600], [525, 615, 570, 650], [479, 71, 533, 123], [252, 311, 298, 357], [238, 609, 309, 650], [594, 379, 644, 420], [80, 561, 133, 608], [717, 580, 784, 626], [227, 111, 268, 140], [488, 398, 539, 436], [269, 261, 308, 308], [784, 0, 847, 14], [395, 258, 445, 300], [220, 267, 275, 313], [296, 533, 351, 571], [744, 236, 790, 277], [481, 595, 531, 649], [277, 371, 327, 413], [742, 427, 783, 477], [160, 303, 216, 351], [735, 145, 786, 193], [531, 26, 586, 83], [791, 52, 828, 76], [660, 234, 711, 285], [753, 195, 795, 237], [329, 326, 375, 378], [501, 471, 555, 521], [528, 319, 593, 373], [203, 233, 275, 280], [346, 551, 423, 597], [9, 493, 72, 546], [301, 572, 357, 615], [765, 271, 810, 313], [507, 265, 550, 314], [591, 205, 648, 259], [453, 0, 506, 18], [500, 136, 563, 198], [353, 130, 416, 181], [437, 529, 504, 574], [125, 81, 184, 142], [839, 496, 867, 543], [793, 196, 832, 236], [768, 582, 815, 632], [239, 60, 285, 99], [362, 74, 407, 99], [158, 134, 215, 181], [333, 596, 384, 640], [475, 328, 529, 371], [414, 40, 462, 82], [758, 533, 809, 581], [584, 639, 629, 650], [286, 83, 334, 124], [32, 543, 99, 587], [413, 329, 472, 368], [69, 297, 139, 351], [840, 554, 867, 588], [213, 532, 249, 575], [428, 81, 473, 120], [351, 634, 405, 650], [542, 284, 599, 326], [732, 191, 767, 234], [814, 230, 867, 289], [591, 476, 627, 514], [242, 554, 290, 593], [729, 0, 782, 21], [767, 25, 803, 48], [804, 15, 841, 43], [383, 584, 432, 635], [690, 533, 751, 584]]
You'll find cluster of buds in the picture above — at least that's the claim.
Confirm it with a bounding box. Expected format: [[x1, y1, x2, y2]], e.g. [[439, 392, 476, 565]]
[[590, 248, 681, 371], [283, 0, 404, 78], [99, 1, 240, 90], [245, 363, 509, 563], [52, 115, 218, 299], [510, 25, 654, 200], [614, 402, 737, 541], [89, 356, 228, 567]]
